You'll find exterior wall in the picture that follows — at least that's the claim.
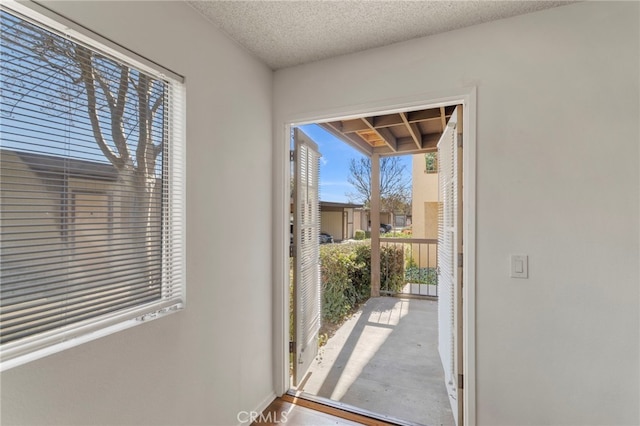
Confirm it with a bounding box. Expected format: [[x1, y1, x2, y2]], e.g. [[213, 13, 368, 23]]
[[274, 2, 640, 424], [345, 208, 354, 239], [1, 151, 61, 249], [1, 2, 274, 426], [0, 151, 125, 287], [353, 209, 367, 233], [380, 212, 391, 228], [320, 211, 342, 241], [411, 154, 439, 267], [351, 209, 393, 233], [411, 154, 439, 240]]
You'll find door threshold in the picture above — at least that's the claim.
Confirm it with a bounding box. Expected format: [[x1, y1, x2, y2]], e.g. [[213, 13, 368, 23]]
[[285, 390, 426, 426]]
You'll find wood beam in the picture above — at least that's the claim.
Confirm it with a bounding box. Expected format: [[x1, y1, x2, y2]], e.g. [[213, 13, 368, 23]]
[[362, 117, 397, 152], [340, 119, 370, 133], [407, 108, 441, 123], [372, 114, 404, 128], [319, 122, 373, 157], [370, 153, 381, 298], [374, 133, 440, 156], [439, 106, 447, 132], [400, 112, 421, 149]]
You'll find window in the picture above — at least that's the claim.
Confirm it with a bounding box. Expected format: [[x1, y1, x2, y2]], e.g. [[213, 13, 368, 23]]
[[425, 152, 438, 174], [0, 2, 185, 370]]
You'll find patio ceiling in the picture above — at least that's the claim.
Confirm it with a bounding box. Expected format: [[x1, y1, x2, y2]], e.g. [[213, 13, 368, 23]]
[[318, 104, 460, 157]]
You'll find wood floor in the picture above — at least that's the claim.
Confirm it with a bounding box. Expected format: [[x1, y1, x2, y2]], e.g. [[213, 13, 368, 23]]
[[253, 395, 399, 426]]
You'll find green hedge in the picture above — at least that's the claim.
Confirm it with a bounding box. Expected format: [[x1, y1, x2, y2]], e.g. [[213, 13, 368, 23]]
[[320, 242, 370, 324], [380, 244, 405, 293], [320, 242, 404, 325]]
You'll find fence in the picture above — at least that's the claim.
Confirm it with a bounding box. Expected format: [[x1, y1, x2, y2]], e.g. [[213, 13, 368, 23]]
[[379, 238, 438, 297]]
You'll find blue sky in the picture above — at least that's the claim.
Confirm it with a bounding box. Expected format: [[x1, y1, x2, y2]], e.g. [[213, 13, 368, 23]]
[[298, 124, 412, 203]]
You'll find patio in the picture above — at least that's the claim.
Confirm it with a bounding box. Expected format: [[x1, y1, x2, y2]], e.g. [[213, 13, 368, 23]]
[[297, 296, 454, 426]]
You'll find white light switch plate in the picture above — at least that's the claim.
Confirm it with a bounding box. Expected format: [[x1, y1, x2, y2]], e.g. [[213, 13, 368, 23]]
[[511, 255, 528, 278]]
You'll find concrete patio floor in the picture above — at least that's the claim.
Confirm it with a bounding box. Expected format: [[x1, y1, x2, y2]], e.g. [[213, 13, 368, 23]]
[[298, 296, 454, 426]]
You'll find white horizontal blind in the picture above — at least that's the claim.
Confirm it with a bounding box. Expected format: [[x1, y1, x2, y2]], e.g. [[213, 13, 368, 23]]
[[0, 5, 185, 368]]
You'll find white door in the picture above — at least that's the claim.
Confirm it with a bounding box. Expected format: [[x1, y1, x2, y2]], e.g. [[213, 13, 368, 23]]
[[292, 128, 321, 387], [437, 106, 463, 425]]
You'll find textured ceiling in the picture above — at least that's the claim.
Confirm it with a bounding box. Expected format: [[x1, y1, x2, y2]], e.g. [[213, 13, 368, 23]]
[[187, 1, 573, 70]]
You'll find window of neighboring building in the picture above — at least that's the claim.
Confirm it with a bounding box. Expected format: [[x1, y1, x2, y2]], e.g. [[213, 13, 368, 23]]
[[0, 3, 185, 370], [425, 152, 438, 174]]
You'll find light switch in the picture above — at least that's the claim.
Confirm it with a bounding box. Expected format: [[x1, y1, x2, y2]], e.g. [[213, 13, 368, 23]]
[[511, 255, 528, 278]]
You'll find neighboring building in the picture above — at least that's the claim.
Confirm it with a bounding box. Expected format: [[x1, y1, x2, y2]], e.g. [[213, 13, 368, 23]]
[[320, 201, 362, 241], [412, 152, 439, 266], [412, 152, 439, 240], [352, 208, 397, 234], [0, 149, 163, 301]]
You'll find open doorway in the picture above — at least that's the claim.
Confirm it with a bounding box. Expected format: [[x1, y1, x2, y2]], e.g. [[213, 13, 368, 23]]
[[274, 88, 476, 424], [286, 101, 469, 425]]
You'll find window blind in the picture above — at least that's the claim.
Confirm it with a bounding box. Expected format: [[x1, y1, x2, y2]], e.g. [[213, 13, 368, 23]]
[[0, 4, 185, 369]]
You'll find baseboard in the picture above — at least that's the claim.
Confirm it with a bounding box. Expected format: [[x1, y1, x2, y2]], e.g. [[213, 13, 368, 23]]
[[237, 391, 277, 426]]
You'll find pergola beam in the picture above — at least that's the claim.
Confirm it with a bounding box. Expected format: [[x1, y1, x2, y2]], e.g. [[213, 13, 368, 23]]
[[400, 112, 422, 150], [373, 133, 440, 155], [319, 122, 373, 156], [439, 106, 447, 131], [407, 108, 441, 122], [372, 114, 404, 128], [362, 117, 397, 152], [340, 120, 370, 133]]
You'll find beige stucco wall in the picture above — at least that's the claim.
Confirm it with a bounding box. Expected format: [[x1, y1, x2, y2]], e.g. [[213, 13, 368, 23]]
[[320, 210, 342, 241], [411, 154, 439, 241], [0, 151, 63, 278], [353, 209, 366, 233]]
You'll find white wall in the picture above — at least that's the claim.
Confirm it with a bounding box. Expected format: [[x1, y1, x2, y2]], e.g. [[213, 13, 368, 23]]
[[275, 2, 639, 425], [1, 2, 274, 425]]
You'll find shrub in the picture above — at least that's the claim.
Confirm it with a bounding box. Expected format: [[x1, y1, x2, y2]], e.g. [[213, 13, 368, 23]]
[[320, 242, 370, 324], [405, 266, 438, 285], [403, 246, 438, 285], [310, 242, 408, 336], [380, 245, 405, 293], [354, 229, 366, 240]]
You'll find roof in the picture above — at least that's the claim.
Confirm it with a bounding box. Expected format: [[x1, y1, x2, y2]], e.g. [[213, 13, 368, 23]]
[[320, 201, 364, 209], [2, 149, 119, 181]]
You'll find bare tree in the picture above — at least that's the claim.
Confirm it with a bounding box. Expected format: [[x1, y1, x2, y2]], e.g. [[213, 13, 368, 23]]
[[3, 15, 165, 206], [346, 157, 411, 213], [2, 13, 166, 281]]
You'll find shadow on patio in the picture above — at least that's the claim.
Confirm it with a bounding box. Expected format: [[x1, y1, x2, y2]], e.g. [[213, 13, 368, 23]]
[[297, 296, 454, 426]]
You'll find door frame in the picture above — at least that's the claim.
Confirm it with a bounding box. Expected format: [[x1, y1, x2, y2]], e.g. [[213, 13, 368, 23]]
[[273, 86, 477, 425]]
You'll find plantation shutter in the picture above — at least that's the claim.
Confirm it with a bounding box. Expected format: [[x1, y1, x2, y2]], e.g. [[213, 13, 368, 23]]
[[0, 5, 185, 369], [437, 106, 460, 422], [292, 128, 321, 386]]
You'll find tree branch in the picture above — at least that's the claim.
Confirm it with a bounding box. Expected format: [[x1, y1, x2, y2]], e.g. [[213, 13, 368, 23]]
[[136, 73, 153, 177], [93, 64, 129, 161], [74, 45, 123, 169]]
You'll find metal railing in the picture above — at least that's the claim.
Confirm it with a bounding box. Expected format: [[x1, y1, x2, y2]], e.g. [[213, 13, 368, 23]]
[[379, 237, 438, 297]]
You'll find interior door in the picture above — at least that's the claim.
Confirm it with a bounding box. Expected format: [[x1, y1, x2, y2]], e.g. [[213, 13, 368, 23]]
[[437, 106, 463, 425], [292, 127, 321, 387]]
